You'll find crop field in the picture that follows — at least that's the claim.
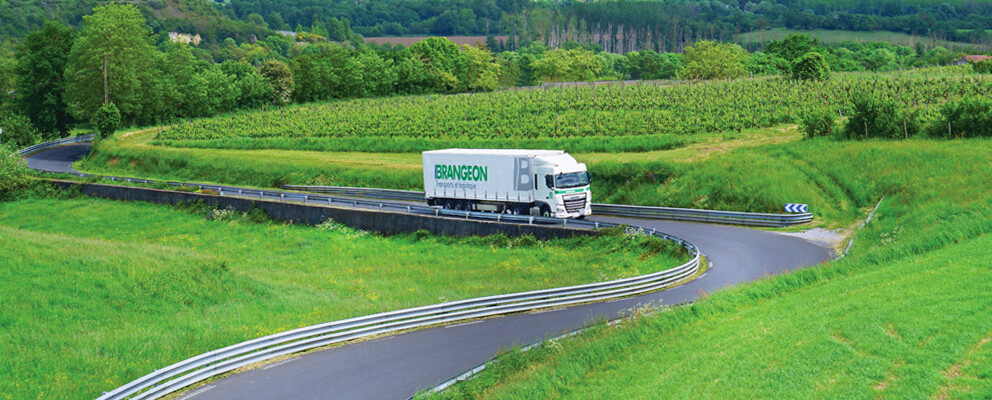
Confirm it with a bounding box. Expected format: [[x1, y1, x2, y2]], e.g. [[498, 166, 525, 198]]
[[735, 28, 982, 50], [420, 137, 992, 400], [0, 197, 688, 399], [152, 70, 992, 154]]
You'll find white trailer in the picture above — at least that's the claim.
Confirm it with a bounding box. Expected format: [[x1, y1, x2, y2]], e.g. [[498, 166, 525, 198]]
[[422, 149, 592, 218]]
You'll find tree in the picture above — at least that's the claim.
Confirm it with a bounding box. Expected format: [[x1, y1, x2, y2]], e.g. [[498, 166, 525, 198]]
[[531, 48, 602, 82], [625, 50, 683, 80], [258, 59, 293, 105], [461, 45, 499, 91], [64, 4, 161, 125], [680, 41, 748, 80], [791, 52, 831, 81], [409, 37, 465, 92], [766, 33, 820, 62], [0, 109, 39, 148], [743, 52, 789, 76], [15, 21, 76, 138], [92, 102, 121, 138], [862, 48, 896, 71]]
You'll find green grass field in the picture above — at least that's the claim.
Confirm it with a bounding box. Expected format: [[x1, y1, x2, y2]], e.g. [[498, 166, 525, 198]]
[[419, 137, 992, 399], [0, 197, 686, 400]]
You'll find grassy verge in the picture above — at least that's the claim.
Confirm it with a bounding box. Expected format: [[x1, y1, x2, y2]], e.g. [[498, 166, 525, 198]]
[[417, 137, 992, 400], [0, 197, 687, 400]]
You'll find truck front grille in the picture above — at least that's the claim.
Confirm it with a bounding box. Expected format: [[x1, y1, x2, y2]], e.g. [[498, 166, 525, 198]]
[[564, 195, 586, 213]]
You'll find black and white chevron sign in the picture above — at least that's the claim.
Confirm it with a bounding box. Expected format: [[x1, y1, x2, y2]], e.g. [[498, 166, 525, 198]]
[[784, 203, 808, 213]]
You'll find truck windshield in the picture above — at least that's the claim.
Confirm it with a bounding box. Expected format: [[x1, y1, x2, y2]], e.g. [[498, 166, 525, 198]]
[[555, 171, 590, 189]]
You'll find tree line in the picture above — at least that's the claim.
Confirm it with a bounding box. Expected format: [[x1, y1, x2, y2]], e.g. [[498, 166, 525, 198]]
[[1, 4, 989, 148]]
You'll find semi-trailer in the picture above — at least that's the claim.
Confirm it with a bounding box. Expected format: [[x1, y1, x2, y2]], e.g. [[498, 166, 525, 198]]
[[422, 149, 592, 218]]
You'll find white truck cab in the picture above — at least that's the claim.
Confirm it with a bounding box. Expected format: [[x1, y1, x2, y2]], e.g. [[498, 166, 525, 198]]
[[422, 149, 592, 218]]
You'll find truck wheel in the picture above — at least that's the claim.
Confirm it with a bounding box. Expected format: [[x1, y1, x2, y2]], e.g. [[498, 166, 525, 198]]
[[442, 199, 453, 210], [540, 205, 552, 218]]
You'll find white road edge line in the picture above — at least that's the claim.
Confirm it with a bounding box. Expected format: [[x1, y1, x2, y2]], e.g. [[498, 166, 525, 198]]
[[177, 385, 214, 400], [262, 357, 302, 370], [446, 320, 484, 328]]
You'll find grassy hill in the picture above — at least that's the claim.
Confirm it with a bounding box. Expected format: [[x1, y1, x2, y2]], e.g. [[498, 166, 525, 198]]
[[0, 196, 686, 399], [419, 137, 992, 400]]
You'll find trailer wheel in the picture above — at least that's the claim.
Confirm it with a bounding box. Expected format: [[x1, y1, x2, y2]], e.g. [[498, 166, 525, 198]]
[[442, 199, 453, 210]]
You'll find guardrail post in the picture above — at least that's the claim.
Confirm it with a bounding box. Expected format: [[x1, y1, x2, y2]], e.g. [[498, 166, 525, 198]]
[[595, 222, 600, 229], [435, 209, 439, 216], [280, 193, 285, 202], [219, 189, 224, 196], [303, 195, 307, 204], [528, 216, 534, 225], [407, 206, 411, 213], [238, 189, 242, 196], [563, 219, 567, 227]]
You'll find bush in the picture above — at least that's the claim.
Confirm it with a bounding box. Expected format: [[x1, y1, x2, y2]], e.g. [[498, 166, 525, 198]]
[[797, 107, 838, 138], [840, 92, 918, 140], [92, 103, 121, 138], [0, 110, 39, 148], [0, 143, 33, 201], [928, 96, 992, 138], [973, 59, 992, 74], [791, 52, 831, 81]]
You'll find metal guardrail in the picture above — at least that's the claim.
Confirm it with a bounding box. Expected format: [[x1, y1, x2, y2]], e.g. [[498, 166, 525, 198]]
[[283, 185, 814, 227], [10, 134, 95, 157], [94, 227, 698, 400]]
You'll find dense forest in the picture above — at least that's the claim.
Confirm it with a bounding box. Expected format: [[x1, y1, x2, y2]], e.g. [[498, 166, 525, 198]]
[[2, 0, 992, 53]]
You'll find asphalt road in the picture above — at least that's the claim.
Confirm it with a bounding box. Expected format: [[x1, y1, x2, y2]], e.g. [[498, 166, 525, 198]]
[[22, 144, 835, 400]]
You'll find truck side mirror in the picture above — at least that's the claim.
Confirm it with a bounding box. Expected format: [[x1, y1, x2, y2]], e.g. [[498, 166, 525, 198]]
[[545, 175, 554, 189]]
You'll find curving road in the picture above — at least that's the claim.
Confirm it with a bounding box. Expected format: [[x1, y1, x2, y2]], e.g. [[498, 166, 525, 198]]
[[23, 143, 834, 400]]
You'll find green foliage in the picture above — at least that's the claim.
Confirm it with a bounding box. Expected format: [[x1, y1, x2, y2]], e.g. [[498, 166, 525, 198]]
[[462, 45, 500, 91], [0, 143, 33, 201], [64, 4, 160, 125], [258, 59, 294, 104], [797, 107, 837, 138], [0, 110, 39, 148], [928, 96, 992, 138], [841, 92, 921, 140], [15, 21, 76, 138], [766, 33, 820, 62], [743, 52, 789, 76], [679, 41, 748, 80], [623, 50, 683, 80], [973, 59, 992, 74], [409, 37, 465, 92], [791, 52, 831, 81], [531, 48, 603, 83], [92, 102, 121, 138]]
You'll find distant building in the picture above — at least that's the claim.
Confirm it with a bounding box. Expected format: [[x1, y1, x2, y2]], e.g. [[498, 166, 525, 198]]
[[956, 55, 992, 65], [169, 32, 202, 46]]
